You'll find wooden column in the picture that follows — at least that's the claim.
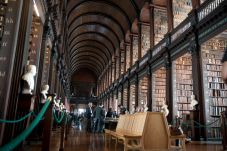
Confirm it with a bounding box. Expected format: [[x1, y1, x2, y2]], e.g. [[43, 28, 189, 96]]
[[135, 74, 139, 108], [190, 43, 205, 140], [167, 0, 173, 32], [127, 80, 130, 111], [147, 66, 152, 111], [190, 9, 206, 140], [165, 52, 173, 123], [2, 0, 33, 144]]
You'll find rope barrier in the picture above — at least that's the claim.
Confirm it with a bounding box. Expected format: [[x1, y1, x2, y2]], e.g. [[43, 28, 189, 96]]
[[53, 110, 65, 124], [180, 118, 221, 128], [0, 99, 51, 151], [170, 117, 221, 128], [0, 112, 33, 123]]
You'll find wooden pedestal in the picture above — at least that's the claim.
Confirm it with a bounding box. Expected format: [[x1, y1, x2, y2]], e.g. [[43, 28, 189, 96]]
[[190, 110, 200, 141], [13, 94, 34, 148]]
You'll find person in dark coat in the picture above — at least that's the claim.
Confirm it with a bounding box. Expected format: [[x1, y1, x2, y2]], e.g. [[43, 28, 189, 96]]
[[85, 102, 93, 132], [118, 104, 126, 115], [106, 108, 113, 118], [93, 103, 105, 132]]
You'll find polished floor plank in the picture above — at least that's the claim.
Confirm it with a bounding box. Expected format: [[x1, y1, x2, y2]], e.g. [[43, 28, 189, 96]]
[[24, 127, 224, 151]]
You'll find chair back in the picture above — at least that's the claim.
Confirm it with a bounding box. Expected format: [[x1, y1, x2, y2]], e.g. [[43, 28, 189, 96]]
[[116, 115, 126, 131], [131, 112, 147, 135], [142, 112, 170, 150]]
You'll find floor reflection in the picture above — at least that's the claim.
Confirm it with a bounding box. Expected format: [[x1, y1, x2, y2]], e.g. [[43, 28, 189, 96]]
[[24, 122, 223, 151]]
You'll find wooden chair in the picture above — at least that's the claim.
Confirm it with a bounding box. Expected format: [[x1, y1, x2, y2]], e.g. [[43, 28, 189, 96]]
[[114, 113, 148, 151], [123, 112, 186, 151], [105, 114, 127, 146]]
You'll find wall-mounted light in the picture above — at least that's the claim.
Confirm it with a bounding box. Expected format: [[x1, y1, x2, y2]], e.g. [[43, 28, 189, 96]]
[[33, 0, 40, 17]]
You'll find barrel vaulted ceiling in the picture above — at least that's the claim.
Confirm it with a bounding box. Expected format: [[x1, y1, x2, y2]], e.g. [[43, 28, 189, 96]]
[[66, 0, 148, 77]]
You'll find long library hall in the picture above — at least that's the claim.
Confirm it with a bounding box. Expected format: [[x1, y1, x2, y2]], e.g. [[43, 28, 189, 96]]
[[0, 0, 227, 151]]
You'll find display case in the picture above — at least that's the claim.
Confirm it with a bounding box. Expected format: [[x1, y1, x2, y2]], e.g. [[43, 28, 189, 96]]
[[132, 35, 138, 65], [152, 67, 166, 111], [154, 8, 168, 45], [172, 0, 192, 28], [172, 53, 193, 118], [138, 76, 148, 108], [141, 24, 150, 57], [129, 83, 136, 113], [201, 34, 227, 140]]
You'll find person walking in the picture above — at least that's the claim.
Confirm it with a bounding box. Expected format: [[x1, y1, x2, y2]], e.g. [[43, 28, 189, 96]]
[[93, 103, 105, 133]]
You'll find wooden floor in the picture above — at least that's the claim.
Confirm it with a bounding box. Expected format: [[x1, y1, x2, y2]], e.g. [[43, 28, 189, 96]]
[[24, 126, 224, 151]]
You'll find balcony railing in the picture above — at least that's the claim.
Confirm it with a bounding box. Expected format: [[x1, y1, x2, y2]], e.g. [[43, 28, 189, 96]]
[[152, 38, 166, 57], [171, 17, 191, 43], [139, 53, 149, 67], [198, 0, 224, 21]]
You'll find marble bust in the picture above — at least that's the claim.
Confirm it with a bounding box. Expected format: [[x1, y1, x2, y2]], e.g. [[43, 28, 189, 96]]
[[40, 85, 49, 103], [190, 94, 198, 109], [161, 101, 169, 117], [143, 102, 148, 112], [21, 65, 36, 94]]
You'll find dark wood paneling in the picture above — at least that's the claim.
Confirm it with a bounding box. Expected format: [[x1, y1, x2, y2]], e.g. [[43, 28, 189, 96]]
[[2, 0, 33, 144]]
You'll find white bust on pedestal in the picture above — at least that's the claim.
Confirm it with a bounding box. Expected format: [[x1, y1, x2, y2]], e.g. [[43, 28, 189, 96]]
[[21, 65, 36, 94], [143, 102, 148, 112], [131, 104, 135, 114], [190, 94, 198, 110], [41, 85, 49, 103], [161, 101, 169, 117]]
